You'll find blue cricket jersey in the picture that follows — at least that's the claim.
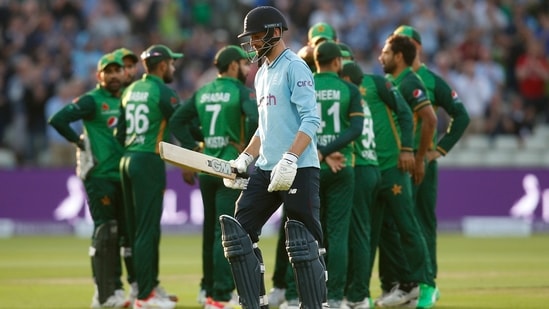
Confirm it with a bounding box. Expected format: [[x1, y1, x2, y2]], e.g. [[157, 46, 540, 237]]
[[254, 49, 320, 170]]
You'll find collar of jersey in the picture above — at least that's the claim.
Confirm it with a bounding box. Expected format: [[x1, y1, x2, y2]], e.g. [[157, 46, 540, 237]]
[[392, 66, 413, 85], [267, 48, 290, 69]]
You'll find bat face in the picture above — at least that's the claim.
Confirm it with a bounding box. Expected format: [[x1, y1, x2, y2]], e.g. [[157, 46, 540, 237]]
[[159, 141, 245, 180]]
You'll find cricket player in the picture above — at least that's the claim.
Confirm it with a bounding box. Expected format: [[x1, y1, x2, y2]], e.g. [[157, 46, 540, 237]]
[[376, 26, 470, 307], [112, 46, 139, 303], [269, 22, 340, 307], [49, 53, 129, 308], [312, 41, 365, 308], [116, 44, 186, 309], [219, 6, 326, 309], [169, 45, 258, 308], [375, 34, 437, 308]]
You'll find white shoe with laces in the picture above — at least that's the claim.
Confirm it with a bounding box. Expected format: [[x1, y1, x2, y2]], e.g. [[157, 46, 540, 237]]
[[91, 288, 129, 308], [268, 287, 286, 308], [133, 290, 176, 309], [375, 284, 419, 307]]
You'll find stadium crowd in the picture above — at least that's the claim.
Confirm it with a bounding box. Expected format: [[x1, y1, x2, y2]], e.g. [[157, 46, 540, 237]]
[[0, 0, 548, 168]]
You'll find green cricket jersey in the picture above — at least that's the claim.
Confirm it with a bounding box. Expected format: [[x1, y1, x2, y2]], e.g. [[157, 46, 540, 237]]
[[117, 74, 181, 153], [314, 71, 364, 169], [415, 64, 470, 155], [49, 85, 124, 180], [169, 76, 258, 161], [362, 74, 414, 170]]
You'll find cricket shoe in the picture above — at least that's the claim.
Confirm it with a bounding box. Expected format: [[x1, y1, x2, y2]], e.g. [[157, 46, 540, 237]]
[[154, 285, 178, 302], [204, 297, 241, 309], [279, 299, 299, 309], [267, 287, 286, 308], [197, 288, 207, 305], [91, 289, 130, 308], [133, 290, 176, 309], [129, 283, 178, 304], [400, 284, 437, 309], [324, 299, 351, 309], [345, 297, 373, 309], [375, 283, 419, 307]]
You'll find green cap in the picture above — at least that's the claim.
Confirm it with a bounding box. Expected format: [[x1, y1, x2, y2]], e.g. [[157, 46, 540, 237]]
[[341, 60, 363, 86], [114, 47, 138, 63], [214, 45, 248, 70], [308, 22, 337, 46], [97, 52, 124, 72], [140, 44, 183, 64], [393, 25, 422, 45], [314, 41, 342, 63], [338, 42, 354, 60]]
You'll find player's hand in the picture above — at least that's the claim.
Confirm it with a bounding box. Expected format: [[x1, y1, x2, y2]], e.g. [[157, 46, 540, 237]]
[[426, 150, 441, 162], [223, 176, 249, 190], [325, 152, 346, 173], [233, 152, 254, 173], [181, 168, 196, 185], [412, 155, 426, 185], [397, 151, 415, 174], [268, 152, 298, 192]]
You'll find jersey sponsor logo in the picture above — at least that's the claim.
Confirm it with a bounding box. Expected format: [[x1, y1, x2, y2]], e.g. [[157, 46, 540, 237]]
[[101, 103, 109, 111], [316, 89, 340, 101], [297, 80, 313, 87], [206, 158, 232, 176], [199, 92, 231, 103], [258, 94, 277, 107], [127, 91, 149, 102], [170, 96, 178, 106], [107, 116, 118, 128], [412, 89, 423, 98], [204, 136, 229, 148]]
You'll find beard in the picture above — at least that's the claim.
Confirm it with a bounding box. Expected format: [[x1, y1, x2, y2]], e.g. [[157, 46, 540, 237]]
[[237, 66, 247, 83], [382, 60, 396, 75]]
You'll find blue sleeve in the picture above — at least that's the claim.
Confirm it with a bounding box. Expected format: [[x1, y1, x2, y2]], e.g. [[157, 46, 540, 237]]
[[288, 61, 320, 139]]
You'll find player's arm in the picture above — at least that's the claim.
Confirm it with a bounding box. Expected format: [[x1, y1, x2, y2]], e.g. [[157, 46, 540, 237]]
[[289, 60, 321, 156], [168, 94, 202, 150], [432, 76, 470, 157], [318, 84, 364, 160], [401, 78, 436, 183], [376, 76, 414, 152], [48, 95, 95, 148]]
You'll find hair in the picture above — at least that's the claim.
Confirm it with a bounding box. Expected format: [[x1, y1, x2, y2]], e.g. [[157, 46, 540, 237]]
[[144, 58, 164, 72], [387, 34, 416, 66]]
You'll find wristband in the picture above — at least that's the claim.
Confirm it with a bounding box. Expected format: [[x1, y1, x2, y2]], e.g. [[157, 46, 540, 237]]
[[282, 152, 298, 164]]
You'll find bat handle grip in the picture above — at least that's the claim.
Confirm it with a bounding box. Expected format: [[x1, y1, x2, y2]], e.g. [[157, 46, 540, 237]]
[[232, 168, 249, 179]]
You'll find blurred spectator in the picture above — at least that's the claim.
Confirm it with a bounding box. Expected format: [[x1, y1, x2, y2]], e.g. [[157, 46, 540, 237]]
[[453, 59, 492, 135], [514, 35, 549, 123]]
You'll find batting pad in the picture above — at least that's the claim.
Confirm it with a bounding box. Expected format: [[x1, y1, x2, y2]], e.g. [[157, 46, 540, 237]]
[[285, 219, 327, 308], [220, 215, 268, 308]]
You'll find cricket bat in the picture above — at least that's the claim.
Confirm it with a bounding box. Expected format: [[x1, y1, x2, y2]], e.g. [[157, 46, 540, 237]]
[[159, 141, 248, 180]]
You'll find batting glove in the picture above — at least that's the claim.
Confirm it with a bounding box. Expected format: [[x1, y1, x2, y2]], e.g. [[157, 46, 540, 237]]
[[223, 175, 249, 190], [233, 152, 254, 173], [268, 152, 298, 192]]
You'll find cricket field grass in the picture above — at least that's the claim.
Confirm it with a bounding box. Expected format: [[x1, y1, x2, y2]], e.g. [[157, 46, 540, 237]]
[[0, 233, 548, 308]]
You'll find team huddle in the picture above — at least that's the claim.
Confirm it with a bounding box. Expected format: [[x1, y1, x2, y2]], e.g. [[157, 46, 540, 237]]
[[49, 5, 469, 309]]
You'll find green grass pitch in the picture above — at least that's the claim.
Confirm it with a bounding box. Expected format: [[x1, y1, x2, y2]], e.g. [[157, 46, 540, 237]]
[[0, 233, 548, 308]]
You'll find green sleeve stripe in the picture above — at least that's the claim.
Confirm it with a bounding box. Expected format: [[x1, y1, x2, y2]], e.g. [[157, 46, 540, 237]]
[[413, 100, 431, 112]]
